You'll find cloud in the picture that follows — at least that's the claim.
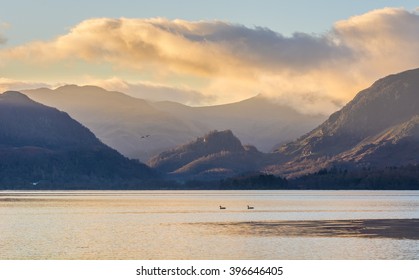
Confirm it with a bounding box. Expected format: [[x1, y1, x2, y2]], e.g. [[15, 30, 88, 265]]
[[332, 8, 419, 80], [0, 78, 51, 93], [1, 8, 419, 114], [10, 18, 348, 75], [87, 77, 214, 105]]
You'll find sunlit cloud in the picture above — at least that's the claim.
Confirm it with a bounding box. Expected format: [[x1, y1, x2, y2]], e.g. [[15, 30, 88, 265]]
[[1, 8, 419, 114], [0, 78, 51, 93], [87, 77, 214, 105], [332, 7, 419, 81]]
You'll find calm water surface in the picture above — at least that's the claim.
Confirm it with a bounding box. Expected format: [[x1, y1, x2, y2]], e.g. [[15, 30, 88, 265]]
[[0, 190, 418, 259]]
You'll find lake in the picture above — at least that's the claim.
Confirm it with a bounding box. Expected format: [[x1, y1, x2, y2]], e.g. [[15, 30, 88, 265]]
[[1, 190, 418, 259]]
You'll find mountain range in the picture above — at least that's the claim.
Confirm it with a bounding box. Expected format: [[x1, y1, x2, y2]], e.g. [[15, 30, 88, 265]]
[[2, 68, 419, 188], [0, 91, 155, 188], [153, 95, 326, 153], [151, 68, 419, 181], [23, 85, 191, 161], [23, 86, 325, 161]]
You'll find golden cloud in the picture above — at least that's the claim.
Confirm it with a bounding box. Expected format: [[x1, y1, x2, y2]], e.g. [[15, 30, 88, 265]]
[[87, 76, 214, 105], [1, 8, 419, 114], [0, 78, 50, 93]]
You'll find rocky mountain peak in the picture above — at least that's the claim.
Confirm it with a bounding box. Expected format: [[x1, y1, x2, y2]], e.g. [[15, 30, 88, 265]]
[[199, 130, 245, 153]]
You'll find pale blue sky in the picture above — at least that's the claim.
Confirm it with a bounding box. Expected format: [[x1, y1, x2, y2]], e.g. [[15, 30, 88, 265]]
[[1, 0, 418, 45]]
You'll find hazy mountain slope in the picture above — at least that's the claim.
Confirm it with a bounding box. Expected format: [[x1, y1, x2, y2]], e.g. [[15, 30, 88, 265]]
[[149, 130, 276, 180], [0, 91, 155, 188], [268, 68, 419, 177], [23, 85, 200, 161], [24, 86, 326, 161], [154, 95, 326, 152]]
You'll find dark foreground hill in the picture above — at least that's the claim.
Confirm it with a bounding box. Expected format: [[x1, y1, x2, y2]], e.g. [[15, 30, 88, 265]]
[[0, 91, 156, 189]]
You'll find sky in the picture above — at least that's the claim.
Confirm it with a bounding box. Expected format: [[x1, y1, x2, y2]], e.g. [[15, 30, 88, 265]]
[[1, 1, 419, 114]]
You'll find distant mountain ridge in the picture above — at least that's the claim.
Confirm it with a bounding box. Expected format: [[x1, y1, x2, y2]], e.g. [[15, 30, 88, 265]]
[[267, 68, 419, 177], [153, 94, 326, 152], [0, 91, 155, 188], [23, 86, 325, 161], [23, 85, 193, 161]]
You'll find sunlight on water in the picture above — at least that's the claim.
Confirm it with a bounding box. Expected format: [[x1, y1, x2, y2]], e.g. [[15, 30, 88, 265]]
[[0, 190, 418, 259]]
